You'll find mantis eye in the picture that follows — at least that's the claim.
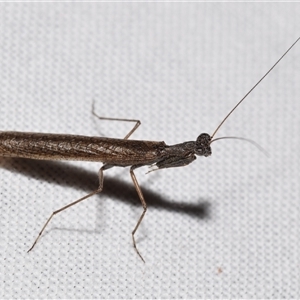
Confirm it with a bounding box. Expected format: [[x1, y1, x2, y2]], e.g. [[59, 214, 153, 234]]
[[195, 133, 211, 157]]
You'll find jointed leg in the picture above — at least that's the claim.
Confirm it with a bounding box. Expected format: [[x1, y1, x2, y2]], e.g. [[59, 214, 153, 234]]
[[92, 100, 141, 140], [27, 167, 106, 252], [130, 165, 147, 263]]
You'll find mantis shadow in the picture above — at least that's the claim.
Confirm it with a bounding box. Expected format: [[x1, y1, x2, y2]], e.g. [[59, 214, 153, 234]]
[[1, 157, 211, 249], [1, 158, 211, 219]]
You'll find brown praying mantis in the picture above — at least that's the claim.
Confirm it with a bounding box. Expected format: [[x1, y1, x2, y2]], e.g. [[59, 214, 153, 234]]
[[0, 37, 299, 262]]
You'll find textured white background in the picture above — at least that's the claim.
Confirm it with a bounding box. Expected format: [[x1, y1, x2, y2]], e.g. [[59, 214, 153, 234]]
[[0, 3, 300, 299]]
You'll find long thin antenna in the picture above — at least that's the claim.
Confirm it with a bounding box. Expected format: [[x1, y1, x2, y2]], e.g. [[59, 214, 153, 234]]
[[210, 136, 269, 156], [211, 37, 300, 140]]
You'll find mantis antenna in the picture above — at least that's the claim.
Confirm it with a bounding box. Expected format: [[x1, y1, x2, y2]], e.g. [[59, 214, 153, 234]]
[[211, 37, 300, 141]]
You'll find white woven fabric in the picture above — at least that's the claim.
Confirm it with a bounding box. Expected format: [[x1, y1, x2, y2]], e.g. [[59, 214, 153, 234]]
[[0, 3, 299, 299]]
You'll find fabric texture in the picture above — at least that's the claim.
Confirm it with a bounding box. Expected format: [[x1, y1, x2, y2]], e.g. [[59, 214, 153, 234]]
[[0, 3, 299, 299]]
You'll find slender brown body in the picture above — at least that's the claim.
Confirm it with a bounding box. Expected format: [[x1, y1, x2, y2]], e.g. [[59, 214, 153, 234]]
[[0, 131, 209, 170], [0, 131, 167, 166]]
